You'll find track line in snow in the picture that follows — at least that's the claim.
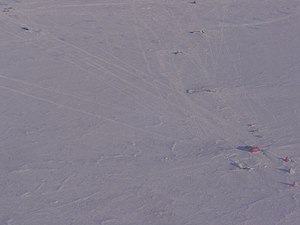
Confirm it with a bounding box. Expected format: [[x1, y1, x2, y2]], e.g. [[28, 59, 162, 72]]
[[0, 74, 158, 119], [205, 9, 300, 31], [0, 84, 187, 142]]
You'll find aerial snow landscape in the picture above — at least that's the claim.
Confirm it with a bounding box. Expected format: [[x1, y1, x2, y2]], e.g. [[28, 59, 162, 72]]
[[1, 0, 300, 224]]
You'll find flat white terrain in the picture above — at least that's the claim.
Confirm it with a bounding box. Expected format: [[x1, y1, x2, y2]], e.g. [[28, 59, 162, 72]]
[[1, 0, 300, 224]]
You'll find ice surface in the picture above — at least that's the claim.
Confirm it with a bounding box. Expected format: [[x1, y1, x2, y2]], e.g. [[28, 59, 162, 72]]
[[1, 0, 300, 224]]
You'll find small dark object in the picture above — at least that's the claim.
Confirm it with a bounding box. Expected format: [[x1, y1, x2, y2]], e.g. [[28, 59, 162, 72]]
[[172, 51, 183, 55], [254, 134, 263, 138], [202, 88, 216, 93], [230, 162, 252, 170], [237, 146, 252, 152], [189, 30, 205, 34], [21, 26, 29, 31], [186, 89, 200, 94], [3, 7, 12, 12], [186, 88, 216, 94], [248, 128, 258, 133], [283, 156, 290, 162], [190, 1, 196, 4]]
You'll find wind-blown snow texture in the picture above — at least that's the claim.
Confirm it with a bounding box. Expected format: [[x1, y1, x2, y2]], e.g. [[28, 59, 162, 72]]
[[1, 0, 300, 224]]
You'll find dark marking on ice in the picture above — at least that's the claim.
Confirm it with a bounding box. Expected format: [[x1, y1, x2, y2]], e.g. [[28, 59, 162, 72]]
[[278, 168, 289, 173], [247, 124, 263, 138], [186, 89, 200, 94], [21, 26, 29, 31], [189, 30, 205, 34], [254, 134, 263, 138], [186, 88, 216, 94], [248, 128, 258, 133], [230, 162, 250, 170], [172, 51, 183, 55], [58, 37, 66, 41], [189, 1, 197, 4], [3, 7, 12, 12], [280, 182, 295, 187], [276, 9, 291, 15], [202, 88, 216, 93], [237, 146, 252, 152]]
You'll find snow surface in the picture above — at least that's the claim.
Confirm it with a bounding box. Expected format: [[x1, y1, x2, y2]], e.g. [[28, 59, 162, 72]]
[[1, 0, 300, 224]]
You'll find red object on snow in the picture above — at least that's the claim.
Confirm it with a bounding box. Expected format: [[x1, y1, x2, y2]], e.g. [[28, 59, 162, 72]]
[[250, 146, 260, 153]]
